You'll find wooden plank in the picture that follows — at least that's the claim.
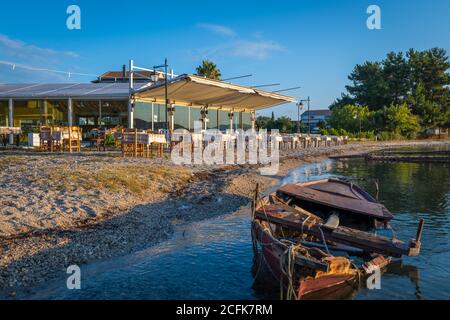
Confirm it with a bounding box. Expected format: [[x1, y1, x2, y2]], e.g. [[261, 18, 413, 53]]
[[255, 204, 412, 258], [278, 184, 393, 220]]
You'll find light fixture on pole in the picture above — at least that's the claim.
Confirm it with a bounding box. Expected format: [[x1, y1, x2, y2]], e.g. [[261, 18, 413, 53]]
[[297, 97, 311, 135], [296, 101, 304, 133]]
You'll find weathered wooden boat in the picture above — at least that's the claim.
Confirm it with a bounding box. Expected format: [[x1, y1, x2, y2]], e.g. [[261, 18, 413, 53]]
[[252, 218, 361, 300], [251, 180, 424, 299], [252, 218, 393, 300], [253, 182, 423, 258], [276, 178, 394, 230]]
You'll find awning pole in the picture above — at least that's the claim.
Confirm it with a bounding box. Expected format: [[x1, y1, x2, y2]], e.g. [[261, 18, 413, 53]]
[[8, 98, 14, 145], [229, 111, 234, 132], [151, 103, 154, 132], [251, 111, 256, 131], [68, 97, 73, 127], [128, 59, 134, 129], [43, 100, 48, 125], [98, 100, 102, 127]]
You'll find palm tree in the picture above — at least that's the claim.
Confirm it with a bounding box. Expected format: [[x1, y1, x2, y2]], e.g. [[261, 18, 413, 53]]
[[195, 59, 222, 80]]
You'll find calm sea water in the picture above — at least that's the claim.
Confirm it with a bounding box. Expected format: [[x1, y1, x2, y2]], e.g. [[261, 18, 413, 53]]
[[28, 147, 450, 300]]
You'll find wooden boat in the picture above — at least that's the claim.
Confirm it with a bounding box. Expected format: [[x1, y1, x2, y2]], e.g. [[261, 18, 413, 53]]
[[253, 183, 423, 258], [276, 178, 394, 230], [252, 218, 360, 300], [251, 180, 423, 299]]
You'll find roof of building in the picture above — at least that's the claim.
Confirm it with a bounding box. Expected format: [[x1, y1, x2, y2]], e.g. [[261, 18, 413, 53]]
[[0, 75, 295, 111], [134, 74, 295, 111], [0, 83, 146, 99], [301, 109, 332, 117]]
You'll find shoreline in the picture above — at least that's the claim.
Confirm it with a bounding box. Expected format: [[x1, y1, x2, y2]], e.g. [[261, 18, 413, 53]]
[[1, 140, 449, 298]]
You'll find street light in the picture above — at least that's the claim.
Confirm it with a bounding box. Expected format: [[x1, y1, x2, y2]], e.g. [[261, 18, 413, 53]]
[[297, 97, 311, 135], [296, 101, 303, 133]]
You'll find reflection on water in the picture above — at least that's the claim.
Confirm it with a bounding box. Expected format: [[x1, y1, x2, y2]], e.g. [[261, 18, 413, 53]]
[[28, 147, 450, 300]]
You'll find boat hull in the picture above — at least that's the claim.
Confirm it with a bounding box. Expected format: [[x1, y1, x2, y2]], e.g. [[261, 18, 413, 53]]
[[252, 220, 358, 300]]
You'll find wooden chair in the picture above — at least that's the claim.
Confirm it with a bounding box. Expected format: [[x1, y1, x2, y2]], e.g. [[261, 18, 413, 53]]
[[51, 127, 64, 152], [90, 128, 106, 151], [39, 126, 53, 151], [121, 129, 145, 158], [63, 126, 82, 153]]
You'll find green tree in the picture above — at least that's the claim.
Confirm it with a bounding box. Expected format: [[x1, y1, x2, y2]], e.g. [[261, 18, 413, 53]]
[[383, 52, 410, 105], [384, 104, 420, 138], [328, 105, 373, 133], [195, 59, 222, 80], [275, 116, 295, 133], [345, 62, 389, 110], [256, 116, 274, 130]]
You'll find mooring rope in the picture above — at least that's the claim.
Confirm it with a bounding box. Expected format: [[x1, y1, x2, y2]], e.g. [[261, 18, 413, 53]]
[[318, 225, 330, 255]]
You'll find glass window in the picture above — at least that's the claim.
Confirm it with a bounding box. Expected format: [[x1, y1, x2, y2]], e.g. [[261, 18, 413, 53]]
[[242, 112, 252, 130], [208, 109, 218, 130], [219, 110, 229, 131], [78, 117, 96, 126], [134, 102, 152, 130], [13, 100, 42, 133], [174, 106, 190, 130], [189, 107, 202, 131], [101, 100, 127, 128], [0, 101, 8, 126], [46, 100, 68, 126], [153, 103, 167, 130]]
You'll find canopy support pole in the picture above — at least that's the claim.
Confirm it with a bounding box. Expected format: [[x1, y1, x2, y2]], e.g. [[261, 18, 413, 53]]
[[251, 111, 256, 131], [8, 98, 14, 144], [128, 59, 134, 129], [98, 100, 102, 127], [127, 99, 134, 129], [229, 111, 234, 132], [68, 98, 73, 127], [169, 104, 175, 132], [43, 100, 48, 125]]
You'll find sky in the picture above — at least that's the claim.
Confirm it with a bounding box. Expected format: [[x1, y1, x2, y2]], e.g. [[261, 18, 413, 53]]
[[0, 0, 449, 118]]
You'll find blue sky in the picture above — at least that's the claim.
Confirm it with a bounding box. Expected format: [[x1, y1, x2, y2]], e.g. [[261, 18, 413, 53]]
[[1, 0, 449, 118]]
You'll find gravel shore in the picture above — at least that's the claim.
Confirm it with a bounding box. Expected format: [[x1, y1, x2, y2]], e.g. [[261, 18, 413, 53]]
[[1, 140, 449, 298]]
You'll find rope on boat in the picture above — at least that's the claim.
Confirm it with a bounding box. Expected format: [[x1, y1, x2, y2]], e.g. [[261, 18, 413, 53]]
[[300, 216, 310, 238], [279, 242, 310, 300], [318, 225, 330, 255]]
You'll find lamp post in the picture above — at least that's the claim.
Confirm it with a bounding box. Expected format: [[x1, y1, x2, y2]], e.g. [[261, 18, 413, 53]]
[[296, 101, 303, 133], [297, 96, 311, 135]]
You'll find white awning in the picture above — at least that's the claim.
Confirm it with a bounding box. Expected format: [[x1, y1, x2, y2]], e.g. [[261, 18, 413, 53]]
[[133, 74, 295, 111]]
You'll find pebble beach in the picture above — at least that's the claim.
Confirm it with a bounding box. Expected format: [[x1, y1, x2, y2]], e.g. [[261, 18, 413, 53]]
[[1, 140, 449, 298]]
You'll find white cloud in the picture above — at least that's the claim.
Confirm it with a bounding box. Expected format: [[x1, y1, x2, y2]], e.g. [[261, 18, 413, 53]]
[[193, 39, 286, 61], [0, 34, 79, 61], [197, 23, 236, 37], [193, 23, 285, 60], [229, 40, 285, 59], [0, 34, 81, 82]]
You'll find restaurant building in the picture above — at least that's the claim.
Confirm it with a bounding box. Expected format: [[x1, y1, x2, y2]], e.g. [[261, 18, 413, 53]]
[[0, 64, 294, 141]]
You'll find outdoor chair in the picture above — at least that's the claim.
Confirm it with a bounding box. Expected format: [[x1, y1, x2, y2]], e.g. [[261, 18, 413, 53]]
[[121, 128, 145, 158], [62, 126, 82, 153]]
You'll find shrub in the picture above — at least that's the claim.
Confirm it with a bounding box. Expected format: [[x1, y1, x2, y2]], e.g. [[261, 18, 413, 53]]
[[378, 131, 392, 141], [365, 131, 375, 140], [105, 133, 116, 146], [329, 128, 339, 136], [320, 128, 330, 135]]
